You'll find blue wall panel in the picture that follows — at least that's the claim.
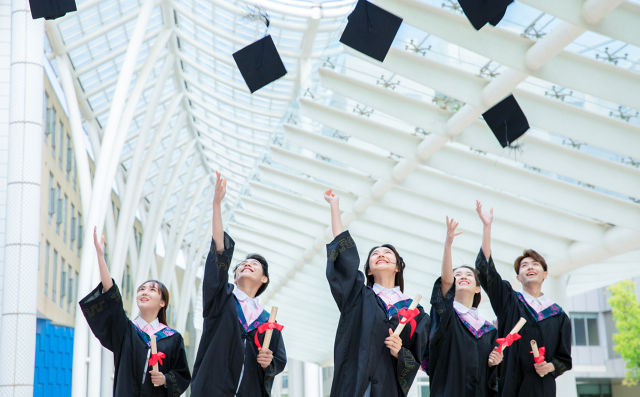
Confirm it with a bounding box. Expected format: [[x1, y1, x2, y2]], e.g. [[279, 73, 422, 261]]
[[34, 318, 74, 397]]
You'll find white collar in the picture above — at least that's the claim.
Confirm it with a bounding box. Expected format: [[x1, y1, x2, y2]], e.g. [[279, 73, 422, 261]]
[[233, 287, 260, 305], [521, 290, 550, 305], [372, 283, 402, 296], [453, 301, 479, 319], [134, 316, 160, 330]]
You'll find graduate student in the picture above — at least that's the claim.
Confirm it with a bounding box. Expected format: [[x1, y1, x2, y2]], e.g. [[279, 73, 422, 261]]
[[324, 189, 429, 397], [80, 227, 191, 396], [191, 172, 286, 397], [428, 216, 502, 397], [474, 201, 572, 396]]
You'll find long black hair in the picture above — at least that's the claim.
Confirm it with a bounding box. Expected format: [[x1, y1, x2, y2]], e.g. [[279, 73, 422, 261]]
[[139, 280, 170, 325], [453, 265, 481, 308], [364, 244, 406, 292]]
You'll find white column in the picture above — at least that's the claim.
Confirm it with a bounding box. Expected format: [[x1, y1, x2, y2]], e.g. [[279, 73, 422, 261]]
[[545, 274, 578, 397], [0, 0, 43, 395], [0, 0, 12, 303]]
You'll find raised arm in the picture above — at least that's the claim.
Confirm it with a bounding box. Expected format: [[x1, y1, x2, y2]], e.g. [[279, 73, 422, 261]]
[[476, 200, 493, 261], [93, 226, 113, 291], [441, 216, 462, 297], [324, 189, 344, 238], [202, 171, 235, 317], [212, 171, 226, 253]]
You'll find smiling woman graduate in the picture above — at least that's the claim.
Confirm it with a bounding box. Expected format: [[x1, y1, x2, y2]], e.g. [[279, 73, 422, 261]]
[[79, 227, 191, 396], [428, 216, 502, 397], [323, 189, 430, 397], [474, 201, 572, 397], [190, 172, 286, 397]]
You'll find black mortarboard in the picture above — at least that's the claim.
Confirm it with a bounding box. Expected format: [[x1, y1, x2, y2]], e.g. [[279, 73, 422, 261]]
[[233, 35, 287, 94], [30, 0, 77, 20], [482, 94, 530, 148], [339, 0, 403, 62], [458, 0, 514, 30]]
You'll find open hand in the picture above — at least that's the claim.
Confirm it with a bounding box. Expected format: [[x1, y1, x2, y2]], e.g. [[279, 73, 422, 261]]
[[93, 226, 105, 257], [385, 328, 402, 358], [149, 369, 166, 386], [257, 347, 274, 369], [445, 216, 463, 245], [475, 200, 493, 226], [213, 171, 227, 206]]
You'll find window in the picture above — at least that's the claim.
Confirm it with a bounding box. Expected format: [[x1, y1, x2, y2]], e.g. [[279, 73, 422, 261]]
[[52, 250, 58, 302], [67, 264, 73, 312], [50, 109, 57, 157], [70, 204, 76, 247], [58, 121, 64, 169], [48, 173, 54, 223], [66, 135, 72, 178], [74, 271, 79, 314], [73, 157, 77, 191], [577, 382, 611, 397], [63, 194, 68, 242], [60, 257, 66, 307], [44, 241, 50, 296], [414, 374, 430, 397], [77, 214, 83, 253], [55, 184, 62, 233], [43, 92, 49, 142], [571, 313, 600, 346]]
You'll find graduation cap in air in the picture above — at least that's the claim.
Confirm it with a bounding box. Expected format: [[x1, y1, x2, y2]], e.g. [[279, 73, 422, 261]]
[[339, 0, 403, 62], [482, 94, 530, 148], [233, 35, 287, 93], [30, 0, 77, 20], [458, 0, 514, 30]]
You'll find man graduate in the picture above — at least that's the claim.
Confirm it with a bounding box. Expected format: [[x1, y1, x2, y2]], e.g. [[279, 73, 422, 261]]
[[191, 172, 286, 396], [475, 201, 572, 396]]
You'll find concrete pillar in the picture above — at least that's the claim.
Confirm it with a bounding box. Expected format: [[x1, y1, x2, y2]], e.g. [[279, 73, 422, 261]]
[[545, 274, 578, 397], [0, 0, 43, 395]]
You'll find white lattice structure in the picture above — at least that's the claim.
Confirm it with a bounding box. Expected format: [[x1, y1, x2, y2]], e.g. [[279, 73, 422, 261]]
[[0, 0, 639, 396]]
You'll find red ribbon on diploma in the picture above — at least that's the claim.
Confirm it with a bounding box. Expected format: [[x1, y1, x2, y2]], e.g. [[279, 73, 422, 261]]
[[148, 352, 165, 367], [530, 346, 546, 363], [254, 322, 284, 349], [496, 333, 522, 353], [398, 307, 420, 339]]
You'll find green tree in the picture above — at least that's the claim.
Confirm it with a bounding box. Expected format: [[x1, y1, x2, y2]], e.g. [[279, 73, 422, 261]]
[[608, 280, 640, 386]]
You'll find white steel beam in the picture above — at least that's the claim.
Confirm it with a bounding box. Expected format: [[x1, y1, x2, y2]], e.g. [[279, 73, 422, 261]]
[[517, 0, 639, 46], [110, 60, 179, 284], [372, 0, 639, 109]]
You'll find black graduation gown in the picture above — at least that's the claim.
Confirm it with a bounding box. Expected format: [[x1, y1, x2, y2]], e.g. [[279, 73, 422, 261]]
[[79, 282, 191, 397], [326, 230, 430, 397], [190, 233, 287, 397], [428, 277, 499, 397], [475, 250, 572, 397]]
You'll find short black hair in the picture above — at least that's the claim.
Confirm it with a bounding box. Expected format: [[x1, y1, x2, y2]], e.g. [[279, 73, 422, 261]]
[[233, 253, 270, 297]]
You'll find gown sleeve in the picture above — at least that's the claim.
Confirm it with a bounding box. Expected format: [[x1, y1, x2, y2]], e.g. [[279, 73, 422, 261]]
[[262, 330, 287, 395], [550, 313, 573, 378], [429, 277, 456, 349], [164, 333, 192, 396], [475, 249, 516, 318], [79, 281, 130, 353], [396, 309, 430, 396], [202, 232, 235, 318], [326, 230, 365, 312]]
